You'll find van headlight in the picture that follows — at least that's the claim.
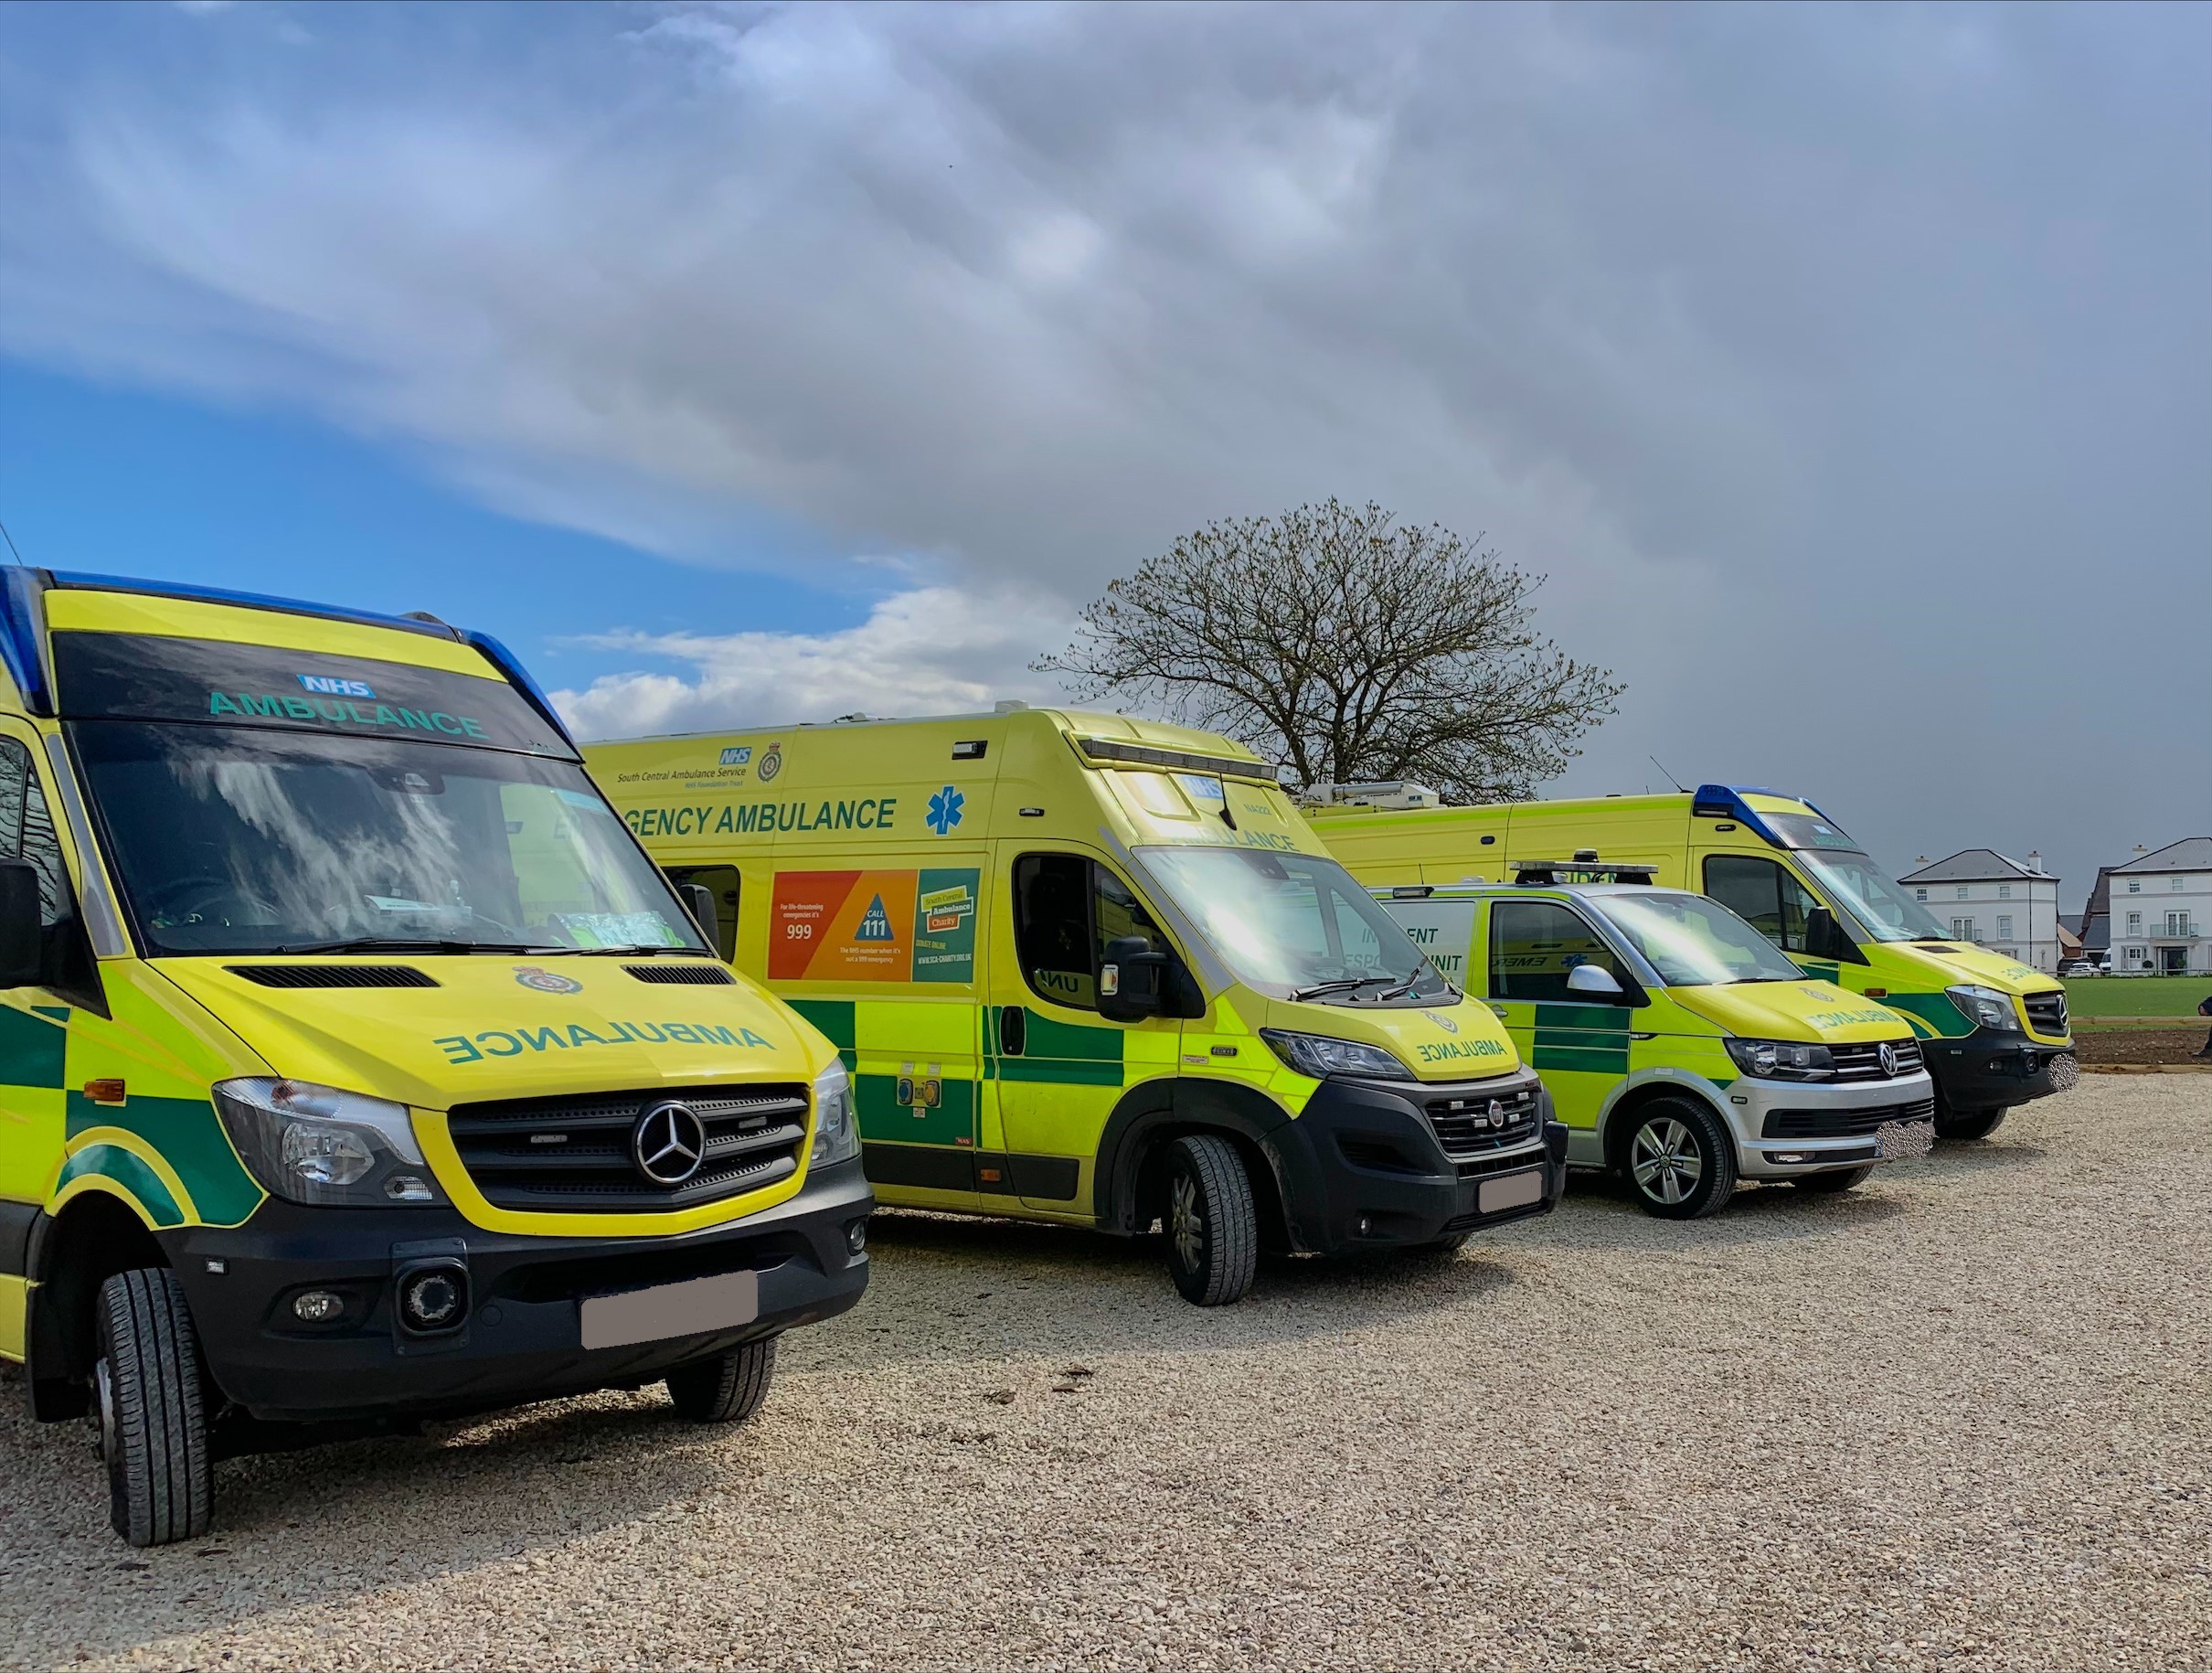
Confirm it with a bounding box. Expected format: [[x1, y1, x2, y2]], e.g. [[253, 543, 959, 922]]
[[212, 1078, 446, 1207], [1723, 1039, 1836, 1082], [1946, 985, 2017, 1032], [810, 1060, 861, 1167], [1260, 1029, 1413, 1082]]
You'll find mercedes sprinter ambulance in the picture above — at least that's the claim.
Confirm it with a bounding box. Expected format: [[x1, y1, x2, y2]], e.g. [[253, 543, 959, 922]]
[[1376, 865, 1935, 1219], [0, 570, 870, 1547], [589, 708, 1568, 1306], [1313, 784, 2075, 1141]]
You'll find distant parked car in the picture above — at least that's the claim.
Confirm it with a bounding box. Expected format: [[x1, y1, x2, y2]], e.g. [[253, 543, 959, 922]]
[[2058, 959, 2100, 976]]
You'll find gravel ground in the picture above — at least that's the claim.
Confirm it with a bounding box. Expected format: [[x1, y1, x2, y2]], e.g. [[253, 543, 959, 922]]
[[5, 1077, 2207, 1672]]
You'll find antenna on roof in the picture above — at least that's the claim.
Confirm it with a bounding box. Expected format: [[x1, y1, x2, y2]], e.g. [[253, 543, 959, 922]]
[[1649, 756, 1686, 794], [0, 517, 25, 568]]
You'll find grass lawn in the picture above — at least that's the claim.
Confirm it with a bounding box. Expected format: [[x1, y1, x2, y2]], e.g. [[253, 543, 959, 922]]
[[2064, 975, 2212, 1018]]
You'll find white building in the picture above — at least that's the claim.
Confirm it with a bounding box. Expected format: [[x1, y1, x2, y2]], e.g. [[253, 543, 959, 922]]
[[1897, 849, 2063, 974], [2103, 837, 2212, 976]]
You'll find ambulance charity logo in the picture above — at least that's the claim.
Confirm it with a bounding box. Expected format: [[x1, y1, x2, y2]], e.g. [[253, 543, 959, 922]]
[[513, 965, 584, 995], [756, 742, 783, 782], [926, 784, 964, 836]]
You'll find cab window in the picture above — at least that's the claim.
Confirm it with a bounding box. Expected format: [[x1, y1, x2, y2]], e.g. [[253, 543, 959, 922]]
[[1704, 855, 1823, 954], [1014, 854, 1170, 1011], [0, 737, 96, 998], [1489, 899, 1631, 1003]]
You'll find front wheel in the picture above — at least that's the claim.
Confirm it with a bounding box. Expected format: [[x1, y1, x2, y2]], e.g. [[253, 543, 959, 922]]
[[1163, 1134, 1258, 1306], [93, 1268, 214, 1548], [1792, 1165, 1876, 1194], [665, 1337, 777, 1423], [1934, 1105, 2008, 1142], [1621, 1098, 1737, 1220]]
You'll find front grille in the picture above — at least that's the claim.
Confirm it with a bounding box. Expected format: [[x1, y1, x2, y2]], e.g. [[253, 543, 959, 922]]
[[1762, 1097, 1936, 1140], [447, 1082, 809, 1211], [2023, 991, 2068, 1036], [1828, 1038, 1923, 1080], [1424, 1082, 1541, 1157], [228, 964, 438, 989], [624, 963, 737, 986]]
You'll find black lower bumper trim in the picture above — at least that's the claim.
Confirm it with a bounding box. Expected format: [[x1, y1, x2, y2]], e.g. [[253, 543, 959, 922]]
[[1923, 1028, 2075, 1112], [162, 1161, 873, 1427]]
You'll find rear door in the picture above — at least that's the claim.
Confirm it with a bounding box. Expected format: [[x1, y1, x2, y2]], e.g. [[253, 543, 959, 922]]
[[1484, 895, 1637, 1136]]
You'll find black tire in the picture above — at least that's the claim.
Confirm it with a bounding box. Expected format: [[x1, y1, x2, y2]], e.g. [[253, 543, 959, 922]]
[[1792, 1165, 1876, 1193], [1619, 1097, 1737, 1220], [93, 1268, 213, 1548], [1934, 1105, 2008, 1142], [665, 1336, 778, 1423], [1162, 1134, 1258, 1305]]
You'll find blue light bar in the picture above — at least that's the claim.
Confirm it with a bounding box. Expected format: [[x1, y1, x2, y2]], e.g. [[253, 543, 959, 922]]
[[0, 568, 52, 713], [464, 630, 577, 750], [1689, 783, 1792, 850]]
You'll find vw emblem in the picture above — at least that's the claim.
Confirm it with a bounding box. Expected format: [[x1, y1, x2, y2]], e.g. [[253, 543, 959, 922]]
[[1487, 1099, 1506, 1128], [632, 1101, 707, 1187], [1878, 1041, 1898, 1078]]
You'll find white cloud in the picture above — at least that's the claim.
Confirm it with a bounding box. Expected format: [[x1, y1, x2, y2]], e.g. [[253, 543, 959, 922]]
[[548, 582, 1075, 741]]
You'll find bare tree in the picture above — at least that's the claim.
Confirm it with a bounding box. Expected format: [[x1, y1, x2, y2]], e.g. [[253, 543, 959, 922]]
[[1038, 499, 1623, 801]]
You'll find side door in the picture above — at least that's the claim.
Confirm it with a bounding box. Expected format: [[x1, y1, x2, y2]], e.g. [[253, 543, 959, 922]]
[[987, 849, 1182, 1214], [1702, 854, 1856, 986], [1484, 896, 1639, 1135]]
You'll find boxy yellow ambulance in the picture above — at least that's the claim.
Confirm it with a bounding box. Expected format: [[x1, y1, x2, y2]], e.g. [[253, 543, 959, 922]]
[[1313, 783, 2075, 1141], [1375, 864, 1935, 1219], [588, 708, 1569, 1306], [0, 570, 870, 1547]]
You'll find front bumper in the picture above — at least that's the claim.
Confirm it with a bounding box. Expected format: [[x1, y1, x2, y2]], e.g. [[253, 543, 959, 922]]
[[1265, 1070, 1569, 1254], [162, 1159, 873, 1426], [1921, 1028, 2077, 1111], [1724, 1071, 1937, 1179]]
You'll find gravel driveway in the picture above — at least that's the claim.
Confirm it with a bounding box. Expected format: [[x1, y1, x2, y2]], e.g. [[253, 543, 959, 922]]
[[5, 1077, 2207, 1672]]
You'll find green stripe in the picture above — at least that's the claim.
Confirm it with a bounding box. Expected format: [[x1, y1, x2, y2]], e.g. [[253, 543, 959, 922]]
[[0, 1005, 67, 1088], [1533, 1045, 1631, 1075], [1532, 1003, 1632, 1033], [1879, 992, 1972, 1039], [994, 1058, 1126, 1087], [67, 1092, 262, 1226], [856, 1075, 975, 1146], [788, 999, 856, 1050], [1015, 1009, 1124, 1063], [58, 1145, 184, 1228]]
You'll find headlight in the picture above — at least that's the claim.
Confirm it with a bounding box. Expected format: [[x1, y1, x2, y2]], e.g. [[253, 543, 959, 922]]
[[1260, 1029, 1414, 1081], [1946, 985, 2017, 1032], [810, 1060, 861, 1167], [212, 1078, 445, 1207], [1723, 1039, 1836, 1081]]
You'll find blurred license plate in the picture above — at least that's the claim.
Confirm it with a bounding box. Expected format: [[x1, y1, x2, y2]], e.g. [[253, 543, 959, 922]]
[[1478, 1168, 1545, 1214], [580, 1270, 758, 1350], [1877, 1119, 1936, 1161]]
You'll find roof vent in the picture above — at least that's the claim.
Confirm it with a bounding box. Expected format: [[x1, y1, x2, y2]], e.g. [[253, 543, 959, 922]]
[[1304, 781, 1439, 810], [994, 699, 1027, 713]]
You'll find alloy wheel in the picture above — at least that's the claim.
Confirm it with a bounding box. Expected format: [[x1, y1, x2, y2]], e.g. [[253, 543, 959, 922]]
[[1632, 1116, 1703, 1206], [1169, 1173, 1206, 1273]]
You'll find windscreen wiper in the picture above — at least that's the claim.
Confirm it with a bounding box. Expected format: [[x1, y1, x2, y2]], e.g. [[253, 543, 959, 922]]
[[568, 943, 707, 956], [1291, 974, 1400, 1002], [265, 937, 559, 956]]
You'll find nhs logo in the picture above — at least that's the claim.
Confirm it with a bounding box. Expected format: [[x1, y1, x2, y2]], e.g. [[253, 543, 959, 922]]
[[297, 674, 377, 699], [719, 746, 753, 767]]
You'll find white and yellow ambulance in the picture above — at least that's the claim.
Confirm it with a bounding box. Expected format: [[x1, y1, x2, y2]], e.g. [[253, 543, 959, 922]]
[[0, 570, 869, 1547], [1314, 783, 2075, 1141], [589, 708, 1569, 1305]]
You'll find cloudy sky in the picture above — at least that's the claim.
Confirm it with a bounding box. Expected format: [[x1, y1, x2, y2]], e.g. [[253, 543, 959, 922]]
[[2, 0, 2206, 896]]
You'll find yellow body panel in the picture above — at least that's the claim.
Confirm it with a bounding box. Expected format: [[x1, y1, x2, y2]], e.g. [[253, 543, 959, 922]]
[[42, 590, 497, 677]]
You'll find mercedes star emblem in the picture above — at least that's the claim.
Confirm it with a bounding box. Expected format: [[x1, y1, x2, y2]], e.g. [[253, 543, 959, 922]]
[[633, 1100, 708, 1187]]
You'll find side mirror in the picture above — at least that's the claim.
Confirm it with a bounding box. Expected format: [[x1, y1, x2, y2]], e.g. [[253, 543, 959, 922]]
[[678, 883, 720, 953], [1098, 933, 1171, 1023], [0, 859, 44, 988], [1566, 962, 1623, 998]]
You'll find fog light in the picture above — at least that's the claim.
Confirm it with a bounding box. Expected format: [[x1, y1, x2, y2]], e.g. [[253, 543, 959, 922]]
[[1356, 1215, 1373, 1236], [399, 1264, 468, 1334], [292, 1290, 344, 1323], [1766, 1151, 1811, 1165], [845, 1219, 868, 1255], [383, 1173, 436, 1203]]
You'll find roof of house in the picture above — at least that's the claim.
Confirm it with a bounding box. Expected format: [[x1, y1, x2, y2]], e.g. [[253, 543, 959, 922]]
[[2059, 913, 2083, 934], [1898, 848, 2058, 885], [2082, 865, 2115, 922], [2111, 837, 2212, 875]]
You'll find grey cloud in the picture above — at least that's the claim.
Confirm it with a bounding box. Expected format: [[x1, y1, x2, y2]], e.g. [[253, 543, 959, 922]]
[[1, 0, 2205, 889]]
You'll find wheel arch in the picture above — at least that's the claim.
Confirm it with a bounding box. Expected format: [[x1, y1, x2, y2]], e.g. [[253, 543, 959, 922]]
[[1595, 1070, 1735, 1170], [1092, 1076, 1292, 1250], [25, 1186, 170, 1422]]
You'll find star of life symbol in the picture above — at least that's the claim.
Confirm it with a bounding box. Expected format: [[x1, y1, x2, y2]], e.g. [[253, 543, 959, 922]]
[[926, 784, 964, 835]]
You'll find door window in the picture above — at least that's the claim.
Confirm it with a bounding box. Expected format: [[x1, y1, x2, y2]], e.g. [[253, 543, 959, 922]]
[[0, 737, 92, 995], [1704, 855, 1824, 954], [1013, 854, 1170, 1011], [1489, 899, 1631, 1003], [663, 863, 741, 962]]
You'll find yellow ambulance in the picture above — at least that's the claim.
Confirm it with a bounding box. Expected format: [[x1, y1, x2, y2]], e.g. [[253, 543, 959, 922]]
[[0, 570, 870, 1547], [1375, 865, 1935, 1218], [1313, 783, 2076, 1141], [588, 708, 1569, 1305]]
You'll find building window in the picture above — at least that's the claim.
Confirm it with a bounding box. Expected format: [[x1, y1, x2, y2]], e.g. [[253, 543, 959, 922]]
[[2127, 911, 2142, 936], [2168, 912, 2193, 938], [1998, 883, 2012, 900], [2128, 879, 2141, 893], [2174, 876, 2186, 891], [1952, 916, 1976, 941], [1997, 914, 2014, 940], [1915, 888, 1928, 901], [1956, 886, 1970, 900]]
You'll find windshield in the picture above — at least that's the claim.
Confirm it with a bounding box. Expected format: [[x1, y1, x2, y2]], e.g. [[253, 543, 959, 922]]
[[1586, 890, 1807, 986], [1797, 850, 1952, 943], [1137, 846, 1453, 1005], [71, 721, 706, 957], [1762, 811, 1866, 852]]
